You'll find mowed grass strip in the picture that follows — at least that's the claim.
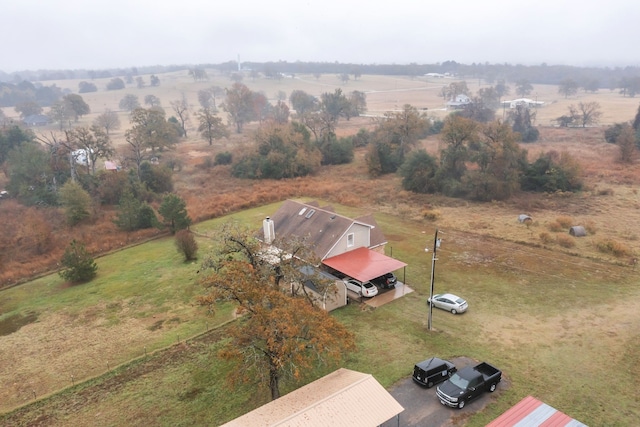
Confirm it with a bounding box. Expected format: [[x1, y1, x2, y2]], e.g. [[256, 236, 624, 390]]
[[2, 201, 640, 425]]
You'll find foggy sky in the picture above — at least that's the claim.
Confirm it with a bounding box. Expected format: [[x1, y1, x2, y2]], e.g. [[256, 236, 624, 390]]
[[2, 0, 638, 72]]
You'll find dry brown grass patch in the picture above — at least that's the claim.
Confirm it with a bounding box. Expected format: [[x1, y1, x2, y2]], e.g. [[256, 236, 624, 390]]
[[421, 208, 441, 221], [585, 220, 598, 235], [547, 221, 564, 232], [539, 232, 553, 244], [595, 238, 632, 257], [555, 215, 574, 228], [556, 234, 576, 248]]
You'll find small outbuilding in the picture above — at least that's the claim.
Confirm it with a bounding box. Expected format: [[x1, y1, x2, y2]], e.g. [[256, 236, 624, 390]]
[[221, 368, 404, 426], [569, 226, 587, 237]]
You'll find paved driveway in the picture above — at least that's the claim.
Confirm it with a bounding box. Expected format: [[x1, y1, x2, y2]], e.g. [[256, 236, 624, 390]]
[[380, 357, 506, 427]]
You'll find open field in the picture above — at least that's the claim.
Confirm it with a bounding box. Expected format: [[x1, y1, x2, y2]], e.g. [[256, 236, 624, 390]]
[[3, 69, 639, 149], [2, 71, 640, 425]]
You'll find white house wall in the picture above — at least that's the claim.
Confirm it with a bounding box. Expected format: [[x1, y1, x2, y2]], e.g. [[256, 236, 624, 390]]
[[325, 223, 371, 259]]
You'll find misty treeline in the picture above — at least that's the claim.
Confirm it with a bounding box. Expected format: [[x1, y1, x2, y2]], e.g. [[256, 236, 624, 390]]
[[3, 60, 640, 101]]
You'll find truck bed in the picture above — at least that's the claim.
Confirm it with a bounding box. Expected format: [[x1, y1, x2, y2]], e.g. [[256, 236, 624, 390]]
[[475, 362, 500, 380]]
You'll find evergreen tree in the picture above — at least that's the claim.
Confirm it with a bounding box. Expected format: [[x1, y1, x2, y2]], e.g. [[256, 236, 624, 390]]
[[59, 240, 98, 283], [158, 193, 191, 234], [113, 189, 157, 231]]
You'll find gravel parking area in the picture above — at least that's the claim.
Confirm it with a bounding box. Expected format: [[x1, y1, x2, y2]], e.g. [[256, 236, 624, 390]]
[[380, 357, 506, 427]]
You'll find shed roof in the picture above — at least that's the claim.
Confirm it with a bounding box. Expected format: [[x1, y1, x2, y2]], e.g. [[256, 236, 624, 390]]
[[221, 368, 403, 427], [486, 396, 587, 427], [322, 246, 407, 282]]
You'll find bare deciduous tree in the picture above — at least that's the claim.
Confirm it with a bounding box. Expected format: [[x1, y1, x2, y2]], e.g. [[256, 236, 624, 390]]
[[93, 109, 121, 135], [170, 98, 190, 138], [573, 101, 603, 128]]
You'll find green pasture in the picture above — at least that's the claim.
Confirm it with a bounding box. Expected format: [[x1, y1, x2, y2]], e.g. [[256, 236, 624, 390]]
[[1, 200, 639, 426]]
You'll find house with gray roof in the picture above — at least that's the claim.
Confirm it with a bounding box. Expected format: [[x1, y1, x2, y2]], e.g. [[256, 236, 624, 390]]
[[261, 200, 406, 285]]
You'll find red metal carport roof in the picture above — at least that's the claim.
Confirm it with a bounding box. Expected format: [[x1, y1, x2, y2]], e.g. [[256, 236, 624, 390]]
[[486, 396, 586, 427], [322, 247, 407, 282]]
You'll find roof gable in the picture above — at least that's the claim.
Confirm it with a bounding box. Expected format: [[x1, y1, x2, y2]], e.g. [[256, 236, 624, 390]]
[[267, 200, 379, 260]]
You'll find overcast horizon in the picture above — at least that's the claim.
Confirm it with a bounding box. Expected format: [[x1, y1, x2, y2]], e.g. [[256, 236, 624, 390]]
[[2, 0, 639, 73]]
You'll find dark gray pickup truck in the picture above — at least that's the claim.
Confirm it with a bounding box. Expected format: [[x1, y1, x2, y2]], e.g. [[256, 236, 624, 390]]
[[436, 362, 501, 409]]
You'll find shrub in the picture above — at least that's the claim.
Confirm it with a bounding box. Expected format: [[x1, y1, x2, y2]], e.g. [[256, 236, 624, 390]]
[[59, 240, 98, 283], [232, 123, 322, 179], [139, 162, 173, 194], [214, 151, 233, 165], [59, 180, 92, 225], [555, 216, 573, 228], [95, 171, 129, 205], [320, 136, 354, 165], [422, 209, 441, 221], [597, 188, 614, 196], [547, 221, 563, 232], [399, 150, 439, 194], [106, 77, 125, 91], [113, 189, 158, 231], [429, 119, 444, 135], [351, 128, 371, 147], [556, 234, 576, 248], [521, 151, 583, 193], [539, 232, 553, 244], [520, 126, 540, 142], [175, 230, 198, 261], [585, 220, 598, 235], [595, 238, 632, 257], [604, 122, 625, 144]]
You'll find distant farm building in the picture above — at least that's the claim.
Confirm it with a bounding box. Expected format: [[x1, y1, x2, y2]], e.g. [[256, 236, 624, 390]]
[[446, 94, 472, 110], [22, 114, 49, 126], [501, 98, 545, 109], [104, 161, 120, 171]]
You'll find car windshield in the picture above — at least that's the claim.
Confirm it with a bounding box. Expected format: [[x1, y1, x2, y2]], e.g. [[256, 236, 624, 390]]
[[448, 372, 469, 389], [363, 282, 374, 288], [455, 298, 466, 304]]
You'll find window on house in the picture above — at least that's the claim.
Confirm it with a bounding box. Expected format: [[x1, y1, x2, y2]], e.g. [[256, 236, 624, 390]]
[[347, 233, 354, 247]]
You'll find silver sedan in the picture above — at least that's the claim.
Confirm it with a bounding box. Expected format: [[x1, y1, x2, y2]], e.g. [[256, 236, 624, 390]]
[[427, 293, 468, 314]]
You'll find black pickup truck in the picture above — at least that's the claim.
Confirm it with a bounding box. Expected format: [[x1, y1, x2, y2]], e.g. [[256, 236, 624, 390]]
[[436, 362, 501, 409]]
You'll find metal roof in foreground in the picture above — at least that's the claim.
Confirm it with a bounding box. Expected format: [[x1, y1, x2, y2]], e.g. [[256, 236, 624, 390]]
[[221, 368, 404, 427], [486, 395, 587, 427]]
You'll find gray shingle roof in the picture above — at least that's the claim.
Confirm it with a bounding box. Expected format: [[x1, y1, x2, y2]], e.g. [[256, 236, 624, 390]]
[[265, 200, 385, 260]]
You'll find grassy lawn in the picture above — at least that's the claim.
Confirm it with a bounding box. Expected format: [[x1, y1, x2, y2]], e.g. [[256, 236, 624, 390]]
[[1, 200, 639, 426]]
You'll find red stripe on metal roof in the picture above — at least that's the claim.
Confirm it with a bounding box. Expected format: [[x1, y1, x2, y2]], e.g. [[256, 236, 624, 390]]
[[486, 396, 544, 427], [486, 396, 587, 427], [539, 410, 574, 427]]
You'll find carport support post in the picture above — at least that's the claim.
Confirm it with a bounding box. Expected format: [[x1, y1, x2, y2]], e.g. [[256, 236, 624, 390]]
[[427, 229, 439, 331]]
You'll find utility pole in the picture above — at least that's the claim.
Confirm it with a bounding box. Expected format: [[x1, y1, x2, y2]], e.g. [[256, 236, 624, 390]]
[[427, 228, 441, 331]]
